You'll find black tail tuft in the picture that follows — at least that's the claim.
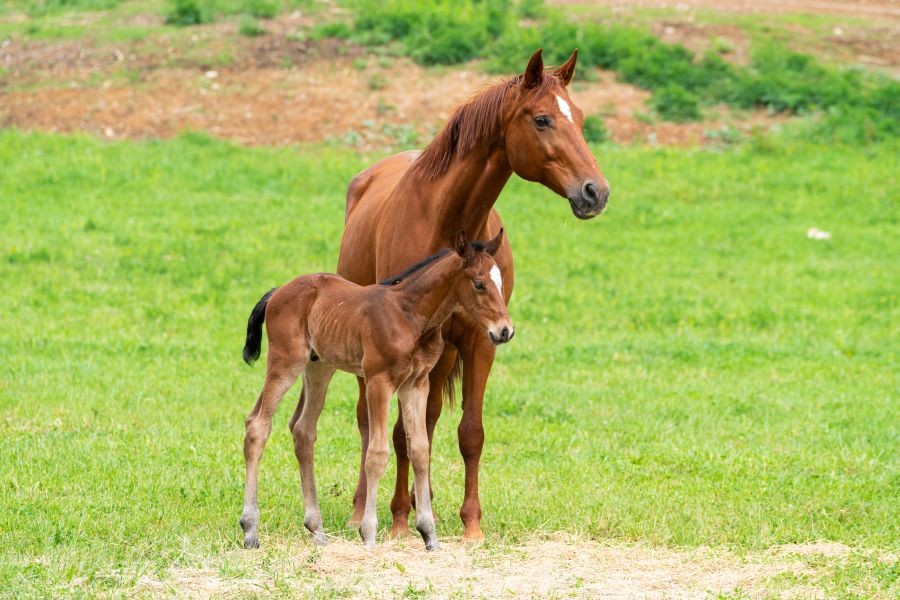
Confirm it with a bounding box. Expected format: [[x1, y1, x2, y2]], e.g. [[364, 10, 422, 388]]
[[243, 288, 277, 365]]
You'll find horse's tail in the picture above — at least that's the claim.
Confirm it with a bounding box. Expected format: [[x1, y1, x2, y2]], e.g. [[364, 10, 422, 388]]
[[443, 354, 462, 409], [243, 288, 277, 365]]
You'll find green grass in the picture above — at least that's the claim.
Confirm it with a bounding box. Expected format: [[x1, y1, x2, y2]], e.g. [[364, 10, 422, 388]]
[[0, 129, 898, 595]]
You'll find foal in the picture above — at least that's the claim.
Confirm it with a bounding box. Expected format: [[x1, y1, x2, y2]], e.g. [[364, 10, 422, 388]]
[[239, 230, 513, 551]]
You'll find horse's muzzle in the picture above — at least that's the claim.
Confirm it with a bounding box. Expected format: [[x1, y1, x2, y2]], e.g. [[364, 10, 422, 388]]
[[489, 326, 514, 345], [568, 180, 610, 219]]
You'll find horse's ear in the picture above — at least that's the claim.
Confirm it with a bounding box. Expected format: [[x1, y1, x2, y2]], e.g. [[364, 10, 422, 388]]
[[455, 230, 470, 258], [523, 48, 544, 89], [483, 228, 504, 256], [555, 49, 578, 86]]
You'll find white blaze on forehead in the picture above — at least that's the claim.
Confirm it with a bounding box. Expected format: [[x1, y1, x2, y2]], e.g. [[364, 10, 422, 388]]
[[556, 95, 574, 124], [489, 265, 503, 294]]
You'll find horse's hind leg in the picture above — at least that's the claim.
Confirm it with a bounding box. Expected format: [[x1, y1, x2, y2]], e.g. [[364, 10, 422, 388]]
[[399, 376, 438, 551], [290, 362, 335, 546], [240, 346, 306, 549]]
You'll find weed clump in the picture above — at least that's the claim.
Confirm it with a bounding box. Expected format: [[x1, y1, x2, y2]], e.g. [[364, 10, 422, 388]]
[[166, 0, 211, 26], [239, 17, 266, 36]]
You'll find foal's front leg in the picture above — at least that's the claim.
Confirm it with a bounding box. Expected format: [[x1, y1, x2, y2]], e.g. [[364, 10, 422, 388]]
[[288, 363, 335, 546], [359, 373, 393, 549], [398, 376, 438, 550]]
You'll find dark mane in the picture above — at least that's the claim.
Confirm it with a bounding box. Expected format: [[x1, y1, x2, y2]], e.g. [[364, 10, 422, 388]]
[[379, 249, 453, 286], [411, 72, 561, 180]]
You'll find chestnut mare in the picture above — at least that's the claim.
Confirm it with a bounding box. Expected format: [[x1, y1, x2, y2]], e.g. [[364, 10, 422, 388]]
[[239, 231, 512, 551], [336, 49, 611, 541]]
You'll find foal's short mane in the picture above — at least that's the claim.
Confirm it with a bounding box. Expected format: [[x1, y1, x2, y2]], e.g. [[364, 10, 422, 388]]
[[380, 249, 452, 286], [379, 240, 495, 286], [411, 73, 561, 180]]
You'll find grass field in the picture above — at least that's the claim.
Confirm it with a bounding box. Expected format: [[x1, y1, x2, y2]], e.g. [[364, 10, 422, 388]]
[[1, 130, 898, 596]]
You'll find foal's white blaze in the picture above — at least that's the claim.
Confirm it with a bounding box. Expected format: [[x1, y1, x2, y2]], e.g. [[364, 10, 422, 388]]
[[489, 265, 503, 294], [556, 95, 574, 124]]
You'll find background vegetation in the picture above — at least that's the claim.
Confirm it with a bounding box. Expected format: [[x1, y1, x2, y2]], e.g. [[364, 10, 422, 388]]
[[312, 0, 899, 141]]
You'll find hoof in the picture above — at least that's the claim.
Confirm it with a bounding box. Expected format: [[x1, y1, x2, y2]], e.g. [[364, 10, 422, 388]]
[[312, 531, 328, 547], [243, 536, 259, 549], [425, 539, 440, 552], [462, 525, 484, 543], [359, 520, 378, 549], [389, 521, 411, 540]]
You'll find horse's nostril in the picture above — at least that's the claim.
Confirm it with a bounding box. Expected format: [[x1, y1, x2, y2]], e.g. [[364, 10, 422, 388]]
[[500, 326, 510, 342], [582, 181, 598, 202]]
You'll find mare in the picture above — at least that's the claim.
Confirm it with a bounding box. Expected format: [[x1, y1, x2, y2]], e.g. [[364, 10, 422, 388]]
[[335, 48, 611, 540], [239, 231, 512, 550]]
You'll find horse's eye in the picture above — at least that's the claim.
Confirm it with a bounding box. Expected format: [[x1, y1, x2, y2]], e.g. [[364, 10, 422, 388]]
[[473, 280, 486, 291], [534, 115, 552, 129]]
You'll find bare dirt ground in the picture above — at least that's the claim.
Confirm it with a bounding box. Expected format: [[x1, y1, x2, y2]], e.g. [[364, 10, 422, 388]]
[[114, 534, 888, 598], [0, 20, 773, 148], [2, 1, 898, 149]]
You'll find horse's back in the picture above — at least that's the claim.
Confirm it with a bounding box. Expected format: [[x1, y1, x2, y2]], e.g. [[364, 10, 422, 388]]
[[344, 150, 420, 221], [339, 150, 420, 285]]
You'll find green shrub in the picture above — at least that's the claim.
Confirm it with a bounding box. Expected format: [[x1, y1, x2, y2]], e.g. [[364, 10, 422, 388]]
[[166, 0, 211, 26], [650, 85, 701, 122], [516, 0, 544, 19], [312, 22, 352, 39], [582, 115, 608, 143], [247, 0, 277, 18], [238, 17, 266, 36]]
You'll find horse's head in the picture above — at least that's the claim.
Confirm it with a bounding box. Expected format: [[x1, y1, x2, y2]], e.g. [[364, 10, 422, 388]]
[[454, 229, 513, 345], [502, 49, 610, 220]]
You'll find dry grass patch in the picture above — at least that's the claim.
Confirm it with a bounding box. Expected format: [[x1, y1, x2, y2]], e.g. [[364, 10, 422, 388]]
[[116, 534, 873, 598]]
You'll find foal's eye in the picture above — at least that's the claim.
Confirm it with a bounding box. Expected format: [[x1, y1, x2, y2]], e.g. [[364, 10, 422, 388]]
[[473, 280, 486, 292], [534, 115, 552, 129]]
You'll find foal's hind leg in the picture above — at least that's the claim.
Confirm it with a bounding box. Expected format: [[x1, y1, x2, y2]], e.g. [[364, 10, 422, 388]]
[[289, 362, 335, 546], [240, 350, 306, 549]]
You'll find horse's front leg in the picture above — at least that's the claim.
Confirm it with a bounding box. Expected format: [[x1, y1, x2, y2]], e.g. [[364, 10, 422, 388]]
[[360, 373, 393, 549], [457, 335, 496, 542]]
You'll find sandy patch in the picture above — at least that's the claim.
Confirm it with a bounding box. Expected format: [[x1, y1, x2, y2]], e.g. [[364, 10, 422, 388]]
[[111, 534, 876, 598]]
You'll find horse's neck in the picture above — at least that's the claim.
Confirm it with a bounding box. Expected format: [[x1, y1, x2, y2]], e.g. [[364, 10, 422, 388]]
[[395, 257, 461, 332], [418, 146, 512, 242]]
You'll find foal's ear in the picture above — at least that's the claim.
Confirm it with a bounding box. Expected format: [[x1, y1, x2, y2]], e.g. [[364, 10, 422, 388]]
[[523, 48, 544, 89], [455, 230, 470, 258], [483, 228, 504, 257], [555, 49, 578, 87]]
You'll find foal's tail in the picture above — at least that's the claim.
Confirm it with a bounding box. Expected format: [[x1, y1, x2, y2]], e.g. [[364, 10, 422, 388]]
[[243, 288, 277, 365]]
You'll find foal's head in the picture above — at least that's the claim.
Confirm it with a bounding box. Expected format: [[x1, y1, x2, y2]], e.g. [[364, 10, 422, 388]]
[[453, 229, 514, 345]]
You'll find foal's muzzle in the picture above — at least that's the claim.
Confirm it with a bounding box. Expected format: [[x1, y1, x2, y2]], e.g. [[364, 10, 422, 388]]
[[489, 325, 514, 345], [568, 179, 610, 220]]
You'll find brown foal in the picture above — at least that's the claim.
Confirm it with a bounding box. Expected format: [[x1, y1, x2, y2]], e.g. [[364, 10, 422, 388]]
[[337, 48, 609, 540], [239, 231, 512, 550]]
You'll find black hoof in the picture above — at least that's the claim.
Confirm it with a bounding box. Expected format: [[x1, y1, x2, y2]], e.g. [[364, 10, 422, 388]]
[[243, 536, 259, 549]]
